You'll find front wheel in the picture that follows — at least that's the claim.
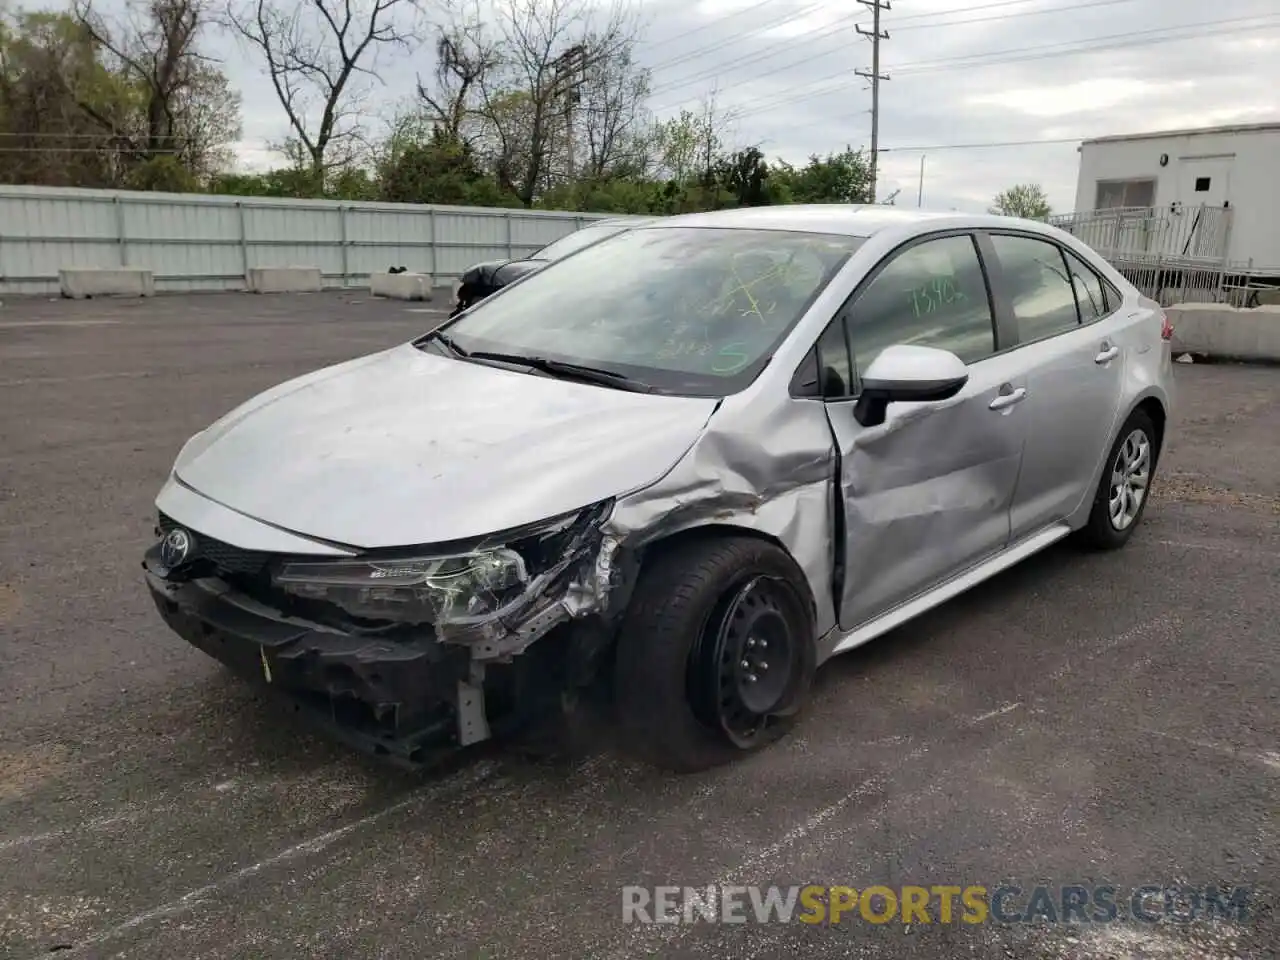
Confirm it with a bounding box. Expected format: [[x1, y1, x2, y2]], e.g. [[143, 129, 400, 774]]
[[612, 536, 817, 773], [1079, 408, 1159, 550]]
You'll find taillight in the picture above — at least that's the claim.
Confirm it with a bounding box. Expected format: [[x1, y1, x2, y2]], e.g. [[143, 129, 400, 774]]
[[1160, 313, 1173, 341]]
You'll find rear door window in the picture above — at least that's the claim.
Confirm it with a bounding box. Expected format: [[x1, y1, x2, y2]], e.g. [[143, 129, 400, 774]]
[[1063, 248, 1111, 323], [989, 234, 1081, 342]]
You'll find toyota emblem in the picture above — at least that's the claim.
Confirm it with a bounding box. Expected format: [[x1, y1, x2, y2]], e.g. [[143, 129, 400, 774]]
[[160, 528, 195, 569]]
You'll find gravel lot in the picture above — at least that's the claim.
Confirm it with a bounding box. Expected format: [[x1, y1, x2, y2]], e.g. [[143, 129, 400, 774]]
[[0, 292, 1276, 959]]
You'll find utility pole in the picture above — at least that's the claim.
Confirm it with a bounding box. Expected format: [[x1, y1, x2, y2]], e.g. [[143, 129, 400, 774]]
[[855, 0, 890, 204], [551, 44, 588, 183]]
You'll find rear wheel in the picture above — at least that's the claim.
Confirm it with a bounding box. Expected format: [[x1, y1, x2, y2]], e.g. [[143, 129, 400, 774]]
[[1079, 408, 1159, 550], [613, 537, 816, 773]]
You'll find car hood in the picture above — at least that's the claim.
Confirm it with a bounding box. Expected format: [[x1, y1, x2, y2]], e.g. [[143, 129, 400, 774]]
[[171, 344, 719, 549]]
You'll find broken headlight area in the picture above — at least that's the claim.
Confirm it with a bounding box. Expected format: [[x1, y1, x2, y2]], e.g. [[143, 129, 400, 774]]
[[269, 501, 614, 638], [274, 549, 530, 624]]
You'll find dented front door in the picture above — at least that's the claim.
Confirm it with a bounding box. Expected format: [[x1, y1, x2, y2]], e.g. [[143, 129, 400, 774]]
[[818, 230, 1030, 631], [825, 352, 1030, 630]]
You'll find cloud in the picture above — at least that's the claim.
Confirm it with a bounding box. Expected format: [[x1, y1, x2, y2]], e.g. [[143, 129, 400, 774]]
[[188, 0, 1280, 212], [966, 79, 1196, 119], [636, 0, 1280, 212]]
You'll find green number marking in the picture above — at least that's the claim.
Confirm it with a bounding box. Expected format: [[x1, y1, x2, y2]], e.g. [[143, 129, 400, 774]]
[[656, 338, 713, 361], [909, 275, 967, 318]]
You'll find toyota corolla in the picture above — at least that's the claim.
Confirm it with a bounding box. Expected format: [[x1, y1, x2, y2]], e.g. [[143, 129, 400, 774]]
[[144, 205, 1174, 772]]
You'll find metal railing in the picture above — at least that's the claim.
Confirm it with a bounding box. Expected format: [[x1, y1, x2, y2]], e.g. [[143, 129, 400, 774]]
[[1048, 204, 1246, 306]]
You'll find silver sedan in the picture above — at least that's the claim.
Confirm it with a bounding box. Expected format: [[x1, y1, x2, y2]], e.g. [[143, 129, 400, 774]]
[[143, 204, 1175, 772]]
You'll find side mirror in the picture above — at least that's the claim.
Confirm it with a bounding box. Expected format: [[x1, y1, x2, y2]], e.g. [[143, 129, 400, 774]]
[[853, 344, 969, 427]]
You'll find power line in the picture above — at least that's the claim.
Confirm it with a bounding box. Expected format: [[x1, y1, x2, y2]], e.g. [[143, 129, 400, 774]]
[[889, 0, 1081, 22], [686, 13, 1280, 119], [894, 13, 1280, 73], [642, 2, 827, 73], [880, 136, 1086, 152], [645, 0, 1140, 104], [855, 0, 890, 202], [0, 146, 183, 154], [892, 0, 1141, 32], [0, 132, 198, 142], [646, 12, 849, 97], [635, 0, 777, 47]]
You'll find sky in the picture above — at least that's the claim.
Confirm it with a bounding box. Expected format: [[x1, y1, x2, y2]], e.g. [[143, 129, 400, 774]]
[[206, 0, 1280, 214]]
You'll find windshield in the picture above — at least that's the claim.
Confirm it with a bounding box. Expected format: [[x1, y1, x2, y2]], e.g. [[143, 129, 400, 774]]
[[436, 226, 865, 396], [532, 222, 633, 262]]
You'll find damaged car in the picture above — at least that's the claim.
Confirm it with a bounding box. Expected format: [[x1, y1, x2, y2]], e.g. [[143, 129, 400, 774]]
[[144, 205, 1174, 772], [449, 216, 653, 316]]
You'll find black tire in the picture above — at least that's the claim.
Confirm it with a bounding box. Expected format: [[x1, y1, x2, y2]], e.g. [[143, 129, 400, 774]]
[[612, 536, 817, 773], [1078, 407, 1160, 550]]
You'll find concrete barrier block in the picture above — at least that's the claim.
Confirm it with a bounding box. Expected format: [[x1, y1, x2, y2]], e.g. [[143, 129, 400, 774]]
[[247, 266, 322, 294], [1166, 303, 1280, 362], [369, 271, 433, 302], [59, 267, 154, 299]]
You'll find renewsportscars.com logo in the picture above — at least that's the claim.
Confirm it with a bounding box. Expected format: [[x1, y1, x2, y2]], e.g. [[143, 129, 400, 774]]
[[621, 883, 1253, 926]]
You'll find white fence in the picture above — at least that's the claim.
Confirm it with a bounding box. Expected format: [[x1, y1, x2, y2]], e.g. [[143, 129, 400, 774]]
[[0, 184, 630, 295]]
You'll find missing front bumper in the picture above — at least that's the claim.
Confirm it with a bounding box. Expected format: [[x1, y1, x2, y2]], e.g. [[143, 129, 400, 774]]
[[144, 564, 484, 768]]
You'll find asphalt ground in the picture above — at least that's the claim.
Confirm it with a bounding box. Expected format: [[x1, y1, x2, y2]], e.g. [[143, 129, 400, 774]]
[[0, 292, 1276, 960]]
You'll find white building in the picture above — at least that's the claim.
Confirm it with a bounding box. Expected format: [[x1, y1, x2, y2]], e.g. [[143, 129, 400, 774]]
[[1073, 122, 1280, 274]]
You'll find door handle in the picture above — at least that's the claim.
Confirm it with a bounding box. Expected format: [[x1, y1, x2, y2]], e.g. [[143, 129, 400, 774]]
[[989, 386, 1027, 410], [1095, 345, 1120, 363]]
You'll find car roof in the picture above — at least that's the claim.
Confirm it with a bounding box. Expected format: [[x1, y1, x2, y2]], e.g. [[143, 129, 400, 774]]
[[637, 204, 1062, 241], [584, 216, 656, 229]]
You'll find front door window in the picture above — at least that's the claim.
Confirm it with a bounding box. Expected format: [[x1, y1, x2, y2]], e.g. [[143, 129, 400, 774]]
[[845, 234, 998, 379]]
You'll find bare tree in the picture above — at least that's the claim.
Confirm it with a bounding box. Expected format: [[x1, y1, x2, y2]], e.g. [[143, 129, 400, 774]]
[[577, 41, 650, 179], [174, 64, 242, 177], [224, 0, 423, 182], [415, 0, 501, 146], [74, 0, 199, 156], [71, 0, 240, 180], [650, 89, 733, 183], [480, 0, 641, 206]]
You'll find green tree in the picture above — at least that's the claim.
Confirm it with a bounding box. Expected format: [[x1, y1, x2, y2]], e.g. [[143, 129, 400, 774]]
[[0, 4, 238, 189], [712, 145, 771, 208], [0, 10, 135, 186], [537, 174, 661, 214], [771, 146, 871, 204], [378, 126, 515, 206], [989, 183, 1052, 220], [124, 153, 199, 191], [208, 165, 320, 198], [73, 0, 240, 180]]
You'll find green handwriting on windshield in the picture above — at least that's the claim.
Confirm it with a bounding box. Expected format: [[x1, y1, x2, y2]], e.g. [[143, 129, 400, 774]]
[[692, 250, 822, 322], [655, 339, 753, 375], [909, 275, 968, 318]]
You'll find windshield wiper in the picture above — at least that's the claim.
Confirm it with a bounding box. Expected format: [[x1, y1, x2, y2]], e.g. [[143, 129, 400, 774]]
[[464, 350, 655, 393], [427, 329, 469, 357]]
